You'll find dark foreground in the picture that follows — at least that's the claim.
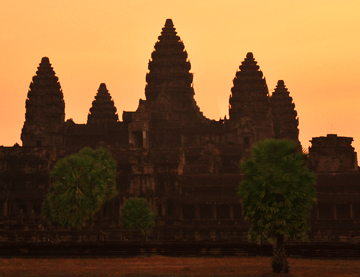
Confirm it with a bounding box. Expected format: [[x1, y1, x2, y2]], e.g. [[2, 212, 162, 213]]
[[1, 242, 360, 258], [0, 256, 359, 276]]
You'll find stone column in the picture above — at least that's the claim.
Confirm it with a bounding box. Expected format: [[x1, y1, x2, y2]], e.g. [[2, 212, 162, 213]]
[[118, 202, 122, 220], [316, 205, 319, 220], [179, 204, 183, 220], [3, 199, 8, 217], [27, 200, 31, 217], [195, 205, 200, 220], [229, 205, 234, 220], [142, 130, 147, 148]]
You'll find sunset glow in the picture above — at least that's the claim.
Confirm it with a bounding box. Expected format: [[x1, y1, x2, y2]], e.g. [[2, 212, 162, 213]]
[[1, 1, 360, 151]]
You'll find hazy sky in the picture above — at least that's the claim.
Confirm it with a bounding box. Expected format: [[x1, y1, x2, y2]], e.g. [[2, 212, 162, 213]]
[[1, 1, 359, 152]]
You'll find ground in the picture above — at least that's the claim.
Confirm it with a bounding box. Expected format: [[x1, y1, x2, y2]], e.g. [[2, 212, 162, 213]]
[[0, 256, 358, 276]]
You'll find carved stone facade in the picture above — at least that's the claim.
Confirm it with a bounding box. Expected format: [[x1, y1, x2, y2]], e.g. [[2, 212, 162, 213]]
[[309, 134, 358, 172], [0, 19, 359, 242]]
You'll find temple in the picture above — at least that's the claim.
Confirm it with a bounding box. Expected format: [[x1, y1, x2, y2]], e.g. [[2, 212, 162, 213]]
[[0, 19, 359, 242]]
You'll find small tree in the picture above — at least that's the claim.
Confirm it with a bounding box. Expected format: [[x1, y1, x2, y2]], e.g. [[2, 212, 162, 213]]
[[42, 147, 118, 229], [120, 197, 156, 236], [237, 139, 316, 273]]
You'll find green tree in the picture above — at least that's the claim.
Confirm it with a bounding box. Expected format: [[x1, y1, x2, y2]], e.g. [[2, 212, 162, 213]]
[[120, 197, 156, 236], [42, 147, 118, 229], [237, 139, 316, 273]]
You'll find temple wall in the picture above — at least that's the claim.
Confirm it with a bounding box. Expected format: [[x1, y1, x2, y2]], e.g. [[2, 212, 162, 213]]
[[1, 143, 360, 242]]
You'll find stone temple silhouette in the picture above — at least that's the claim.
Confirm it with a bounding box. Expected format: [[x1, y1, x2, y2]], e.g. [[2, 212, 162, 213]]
[[0, 19, 359, 242]]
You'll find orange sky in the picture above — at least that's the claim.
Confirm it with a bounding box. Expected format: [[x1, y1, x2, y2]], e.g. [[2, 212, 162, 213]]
[[1, 1, 359, 152]]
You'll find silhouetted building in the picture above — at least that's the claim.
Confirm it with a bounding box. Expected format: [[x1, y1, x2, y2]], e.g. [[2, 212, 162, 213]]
[[0, 19, 359, 242]]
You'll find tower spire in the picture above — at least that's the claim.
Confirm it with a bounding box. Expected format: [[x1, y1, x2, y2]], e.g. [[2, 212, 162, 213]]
[[270, 80, 299, 143], [144, 19, 204, 122], [229, 52, 271, 122], [228, 52, 274, 146], [145, 19, 192, 102], [87, 83, 119, 125], [21, 57, 65, 147]]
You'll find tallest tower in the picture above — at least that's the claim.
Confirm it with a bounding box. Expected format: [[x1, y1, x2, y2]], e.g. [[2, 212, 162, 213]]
[[145, 19, 192, 103], [130, 19, 206, 149], [144, 19, 203, 122]]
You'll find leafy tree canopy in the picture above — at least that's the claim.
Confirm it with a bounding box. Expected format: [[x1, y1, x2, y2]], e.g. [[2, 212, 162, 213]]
[[120, 197, 156, 235], [42, 147, 118, 228], [238, 139, 317, 244]]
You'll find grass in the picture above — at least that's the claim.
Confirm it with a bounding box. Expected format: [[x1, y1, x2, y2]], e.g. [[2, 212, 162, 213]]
[[0, 256, 358, 276]]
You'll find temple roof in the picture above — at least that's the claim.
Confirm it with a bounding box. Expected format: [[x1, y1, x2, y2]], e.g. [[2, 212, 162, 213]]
[[239, 52, 261, 73], [23, 57, 65, 128], [21, 57, 65, 146], [272, 80, 290, 97], [270, 80, 299, 141], [143, 19, 207, 124], [270, 80, 297, 114], [87, 83, 119, 125], [145, 19, 192, 103], [165, 18, 173, 27], [28, 57, 64, 100], [158, 18, 178, 39], [229, 52, 270, 121], [232, 52, 267, 89]]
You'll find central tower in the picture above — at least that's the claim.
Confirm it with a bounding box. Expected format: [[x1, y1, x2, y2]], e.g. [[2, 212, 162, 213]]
[[130, 19, 207, 149], [144, 19, 203, 122]]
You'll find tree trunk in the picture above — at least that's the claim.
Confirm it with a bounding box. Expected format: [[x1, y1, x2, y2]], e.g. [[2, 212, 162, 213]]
[[272, 235, 289, 273]]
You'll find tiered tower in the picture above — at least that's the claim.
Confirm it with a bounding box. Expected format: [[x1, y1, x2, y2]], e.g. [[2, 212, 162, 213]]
[[21, 57, 65, 147], [270, 80, 299, 142], [129, 19, 207, 150], [144, 19, 203, 122], [228, 52, 274, 147], [87, 83, 119, 125]]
